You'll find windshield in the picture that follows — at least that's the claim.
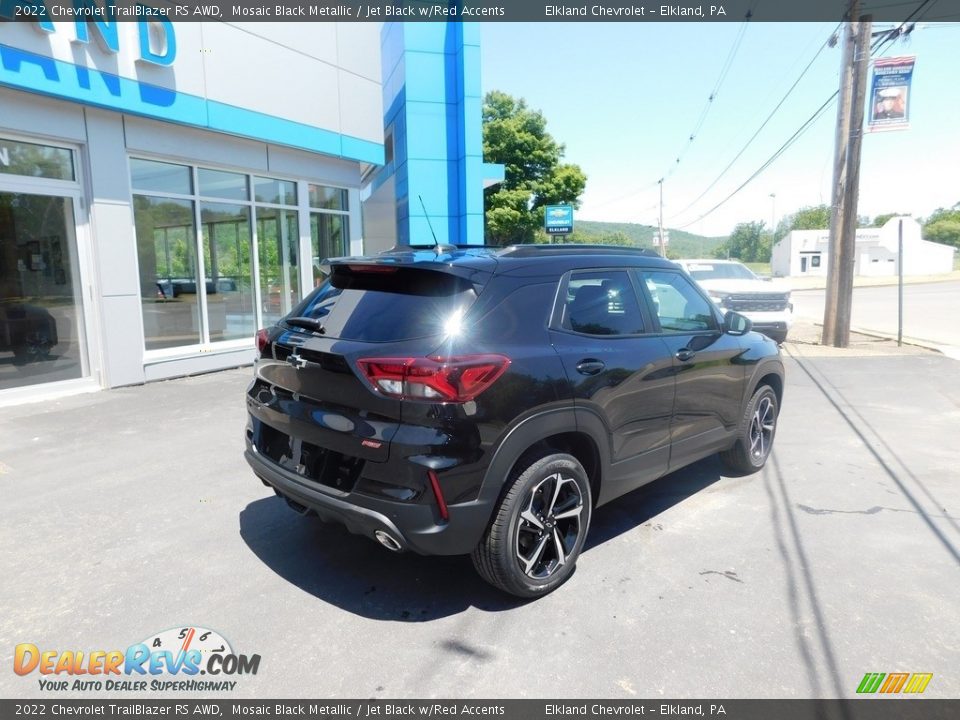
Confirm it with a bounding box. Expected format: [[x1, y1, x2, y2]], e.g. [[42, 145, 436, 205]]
[[684, 263, 757, 281]]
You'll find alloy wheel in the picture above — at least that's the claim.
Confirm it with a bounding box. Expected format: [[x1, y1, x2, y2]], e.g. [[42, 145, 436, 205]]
[[515, 472, 584, 579], [749, 395, 776, 461]]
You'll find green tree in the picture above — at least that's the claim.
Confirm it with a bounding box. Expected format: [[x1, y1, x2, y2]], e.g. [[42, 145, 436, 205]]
[[715, 221, 770, 263], [774, 204, 832, 240], [923, 204, 960, 249], [870, 213, 904, 228], [482, 91, 587, 245]]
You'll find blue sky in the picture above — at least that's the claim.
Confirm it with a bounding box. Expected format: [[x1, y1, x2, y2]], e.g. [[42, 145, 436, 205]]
[[479, 21, 960, 236]]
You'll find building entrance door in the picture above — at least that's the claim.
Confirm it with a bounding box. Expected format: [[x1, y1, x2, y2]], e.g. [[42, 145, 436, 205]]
[[0, 138, 91, 395]]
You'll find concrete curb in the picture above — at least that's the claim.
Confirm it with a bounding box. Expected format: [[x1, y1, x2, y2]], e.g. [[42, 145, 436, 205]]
[[789, 274, 960, 292], [807, 320, 950, 356]]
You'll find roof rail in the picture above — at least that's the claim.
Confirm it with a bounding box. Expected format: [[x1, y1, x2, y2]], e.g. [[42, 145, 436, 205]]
[[500, 244, 664, 257], [400, 243, 503, 250]]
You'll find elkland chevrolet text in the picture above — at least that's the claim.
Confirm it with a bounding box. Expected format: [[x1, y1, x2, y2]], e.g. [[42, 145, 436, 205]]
[[244, 245, 785, 597]]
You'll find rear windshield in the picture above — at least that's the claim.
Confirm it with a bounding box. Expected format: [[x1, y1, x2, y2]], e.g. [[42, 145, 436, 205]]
[[286, 266, 479, 342]]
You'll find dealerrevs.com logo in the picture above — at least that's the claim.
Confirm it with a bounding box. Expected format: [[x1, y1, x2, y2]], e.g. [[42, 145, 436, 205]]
[[14, 626, 260, 692]]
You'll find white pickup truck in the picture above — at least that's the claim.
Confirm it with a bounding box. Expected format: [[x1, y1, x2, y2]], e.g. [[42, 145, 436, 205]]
[[675, 259, 793, 344]]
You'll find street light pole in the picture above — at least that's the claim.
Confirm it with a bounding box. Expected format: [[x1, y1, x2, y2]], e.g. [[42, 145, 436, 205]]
[[658, 179, 666, 257]]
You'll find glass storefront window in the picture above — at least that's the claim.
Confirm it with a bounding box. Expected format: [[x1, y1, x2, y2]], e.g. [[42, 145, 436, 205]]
[[308, 184, 348, 211], [130, 159, 192, 195], [198, 169, 249, 201], [256, 207, 299, 327], [200, 202, 255, 342], [254, 177, 296, 206], [311, 213, 348, 286], [131, 158, 350, 349], [134, 196, 200, 350], [0, 138, 75, 181], [0, 192, 86, 390]]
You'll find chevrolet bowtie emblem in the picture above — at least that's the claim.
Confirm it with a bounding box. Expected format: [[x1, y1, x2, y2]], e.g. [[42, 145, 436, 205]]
[[287, 352, 308, 369]]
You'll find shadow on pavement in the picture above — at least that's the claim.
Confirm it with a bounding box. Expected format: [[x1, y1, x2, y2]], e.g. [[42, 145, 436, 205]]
[[239, 456, 725, 621], [585, 456, 724, 550]]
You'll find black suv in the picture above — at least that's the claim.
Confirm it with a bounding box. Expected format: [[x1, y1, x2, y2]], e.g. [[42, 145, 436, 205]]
[[244, 245, 784, 597]]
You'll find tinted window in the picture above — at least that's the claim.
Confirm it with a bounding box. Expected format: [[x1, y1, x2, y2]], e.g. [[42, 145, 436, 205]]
[[562, 270, 645, 336], [641, 270, 718, 332], [0, 138, 74, 181], [289, 266, 478, 342], [309, 184, 348, 210], [197, 168, 248, 201], [131, 158, 191, 195]]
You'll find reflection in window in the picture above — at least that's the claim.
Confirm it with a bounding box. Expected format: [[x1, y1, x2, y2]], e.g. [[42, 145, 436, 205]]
[[256, 207, 299, 327], [0, 193, 86, 390], [254, 177, 296, 206], [309, 184, 348, 211], [564, 271, 644, 336], [641, 270, 717, 333], [130, 158, 192, 195], [134, 196, 200, 350], [201, 202, 255, 342], [311, 213, 348, 286], [0, 138, 75, 181], [130, 158, 351, 347], [198, 169, 248, 201]]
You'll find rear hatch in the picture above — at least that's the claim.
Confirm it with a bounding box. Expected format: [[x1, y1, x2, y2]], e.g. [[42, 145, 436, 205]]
[[249, 253, 496, 479]]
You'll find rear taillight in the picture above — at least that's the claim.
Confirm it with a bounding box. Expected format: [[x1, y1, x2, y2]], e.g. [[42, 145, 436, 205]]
[[356, 355, 510, 402], [255, 328, 269, 356]]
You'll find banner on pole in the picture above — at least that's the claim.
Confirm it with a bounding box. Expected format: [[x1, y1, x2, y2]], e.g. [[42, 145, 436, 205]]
[[867, 56, 915, 133]]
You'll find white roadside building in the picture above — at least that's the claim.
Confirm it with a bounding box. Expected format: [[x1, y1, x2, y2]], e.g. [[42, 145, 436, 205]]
[[771, 217, 956, 278]]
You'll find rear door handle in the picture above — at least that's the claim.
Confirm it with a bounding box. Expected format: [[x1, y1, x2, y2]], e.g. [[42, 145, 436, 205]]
[[576, 359, 605, 376], [675, 349, 696, 362]]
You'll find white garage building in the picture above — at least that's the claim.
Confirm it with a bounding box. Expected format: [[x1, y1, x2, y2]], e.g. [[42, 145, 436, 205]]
[[771, 217, 956, 278]]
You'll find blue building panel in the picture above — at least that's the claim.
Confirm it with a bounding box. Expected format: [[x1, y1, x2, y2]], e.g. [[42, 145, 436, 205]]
[[372, 21, 502, 247], [404, 103, 461, 162], [457, 45, 483, 100]]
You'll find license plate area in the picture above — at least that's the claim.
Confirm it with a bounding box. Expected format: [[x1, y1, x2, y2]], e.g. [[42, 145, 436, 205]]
[[256, 421, 364, 493]]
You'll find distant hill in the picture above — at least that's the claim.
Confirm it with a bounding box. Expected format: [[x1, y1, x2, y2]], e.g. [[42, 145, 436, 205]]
[[574, 220, 727, 258]]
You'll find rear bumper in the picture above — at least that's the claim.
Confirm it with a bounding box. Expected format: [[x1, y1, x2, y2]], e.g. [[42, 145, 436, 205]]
[[245, 442, 493, 556]]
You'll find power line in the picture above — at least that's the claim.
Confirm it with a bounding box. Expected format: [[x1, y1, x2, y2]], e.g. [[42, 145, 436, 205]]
[[661, 15, 752, 180], [671, 6, 918, 231], [675, 92, 839, 230], [667, 22, 842, 223], [591, 2, 756, 210], [871, 0, 939, 47]]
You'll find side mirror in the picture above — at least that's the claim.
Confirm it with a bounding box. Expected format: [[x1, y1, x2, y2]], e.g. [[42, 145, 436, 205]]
[[724, 310, 753, 336]]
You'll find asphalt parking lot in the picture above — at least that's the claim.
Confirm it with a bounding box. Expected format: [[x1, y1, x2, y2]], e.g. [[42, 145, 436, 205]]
[[2, 339, 958, 699]]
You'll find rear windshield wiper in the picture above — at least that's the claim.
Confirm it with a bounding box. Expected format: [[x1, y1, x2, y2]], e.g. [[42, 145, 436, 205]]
[[283, 316, 326, 334]]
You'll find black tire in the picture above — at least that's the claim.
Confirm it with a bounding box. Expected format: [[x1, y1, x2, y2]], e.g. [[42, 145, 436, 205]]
[[767, 331, 787, 345], [472, 453, 592, 598], [720, 385, 779, 475]]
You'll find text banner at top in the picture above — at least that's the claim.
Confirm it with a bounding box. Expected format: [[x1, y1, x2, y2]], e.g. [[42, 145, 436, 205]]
[[0, 0, 949, 23]]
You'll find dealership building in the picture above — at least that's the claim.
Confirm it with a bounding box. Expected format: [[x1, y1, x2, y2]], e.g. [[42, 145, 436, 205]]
[[0, 19, 497, 405]]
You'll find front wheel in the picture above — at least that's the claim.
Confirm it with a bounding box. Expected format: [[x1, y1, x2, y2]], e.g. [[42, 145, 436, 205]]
[[472, 453, 592, 598], [720, 385, 779, 474]]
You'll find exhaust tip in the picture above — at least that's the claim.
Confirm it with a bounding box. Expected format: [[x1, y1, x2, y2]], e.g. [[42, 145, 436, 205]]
[[374, 530, 403, 552]]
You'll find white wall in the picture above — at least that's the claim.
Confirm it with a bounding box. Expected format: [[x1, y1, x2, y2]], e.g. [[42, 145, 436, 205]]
[[778, 218, 954, 277], [0, 21, 383, 148]]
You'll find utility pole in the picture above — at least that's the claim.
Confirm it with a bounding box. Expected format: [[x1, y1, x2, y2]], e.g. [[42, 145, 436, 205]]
[[657, 179, 666, 257], [823, 3, 873, 347]]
